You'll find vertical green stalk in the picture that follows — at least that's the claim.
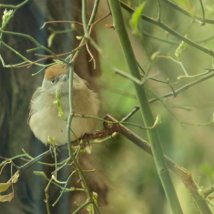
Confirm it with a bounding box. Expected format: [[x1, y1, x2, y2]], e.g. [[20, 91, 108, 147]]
[[81, 0, 88, 37], [107, 1, 183, 213], [66, 64, 100, 213], [88, 0, 100, 28], [67, 64, 74, 155]]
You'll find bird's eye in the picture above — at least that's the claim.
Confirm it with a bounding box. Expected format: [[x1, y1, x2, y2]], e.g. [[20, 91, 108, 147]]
[[51, 78, 57, 84]]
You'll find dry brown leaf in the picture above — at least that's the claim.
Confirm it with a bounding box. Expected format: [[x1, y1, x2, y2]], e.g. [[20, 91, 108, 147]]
[[0, 170, 19, 202], [0, 192, 14, 202], [10, 171, 19, 183], [0, 183, 11, 193]]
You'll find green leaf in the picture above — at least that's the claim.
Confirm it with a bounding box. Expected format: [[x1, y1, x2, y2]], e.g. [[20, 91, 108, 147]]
[[48, 33, 56, 48], [130, 2, 146, 35], [175, 39, 188, 58], [1, 9, 13, 28], [53, 91, 65, 119]]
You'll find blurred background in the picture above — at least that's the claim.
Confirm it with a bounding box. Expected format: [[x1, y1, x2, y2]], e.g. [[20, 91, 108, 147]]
[[95, 0, 214, 213], [0, 0, 214, 213]]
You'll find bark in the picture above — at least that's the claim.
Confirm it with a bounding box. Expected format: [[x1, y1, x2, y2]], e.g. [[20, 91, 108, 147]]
[[0, 1, 105, 213]]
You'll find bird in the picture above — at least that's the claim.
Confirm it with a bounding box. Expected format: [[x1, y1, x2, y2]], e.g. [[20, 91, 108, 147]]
[[29, 63, 99, 146]]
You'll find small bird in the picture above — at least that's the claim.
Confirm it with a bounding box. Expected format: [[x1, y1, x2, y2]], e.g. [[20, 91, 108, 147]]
[[29, 63, 99, 145]]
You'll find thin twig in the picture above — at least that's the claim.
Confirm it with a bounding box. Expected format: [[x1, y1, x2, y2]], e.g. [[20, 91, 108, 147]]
[[108, 1, 183, 213], [149, 70, 214, 103], [104, 114, 212, 214], [0, 30, 55, 55], [17, 149, 51, 172], [88, 0, 100, 28], [120, 1, 214, 57], [66, 64, 100, 213], [0, 0, 30, 9], [1, 41, 45, 67], [44, 176, 53, 214], [40, 20, 83, 29], [162, 0, 214, 24], [198, 0, 205, 25]]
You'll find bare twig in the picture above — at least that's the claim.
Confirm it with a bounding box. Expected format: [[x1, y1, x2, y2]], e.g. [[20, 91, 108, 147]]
[[103, 114, 212, 214], [162, 0, 214, 24], [120, 1, 214, 57]]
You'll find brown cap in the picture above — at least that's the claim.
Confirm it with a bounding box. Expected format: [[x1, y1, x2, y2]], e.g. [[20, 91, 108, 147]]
[[44, 63, 68, 80]]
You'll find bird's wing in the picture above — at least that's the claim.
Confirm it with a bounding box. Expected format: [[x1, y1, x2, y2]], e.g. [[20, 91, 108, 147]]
[[27, 87, 43, 124]]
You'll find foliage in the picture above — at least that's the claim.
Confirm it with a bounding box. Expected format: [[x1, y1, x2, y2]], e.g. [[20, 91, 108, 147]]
[[1, 0, 214, 213]]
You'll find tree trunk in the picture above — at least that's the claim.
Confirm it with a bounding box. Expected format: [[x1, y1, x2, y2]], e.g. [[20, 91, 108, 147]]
[[0, 1, 104, 213]]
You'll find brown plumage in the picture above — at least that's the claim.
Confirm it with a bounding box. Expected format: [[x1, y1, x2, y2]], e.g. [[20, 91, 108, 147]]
[[29, 63, 99, 145]]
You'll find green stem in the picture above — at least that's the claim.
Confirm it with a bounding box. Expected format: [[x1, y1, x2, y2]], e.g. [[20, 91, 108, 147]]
[[1, 41, 45, 67], [120, 2, 214, 57], [162, 0, 214, 24], [0, 30, 55, 55], [0, 0, 30, 9], [108, 1, 183, 213], [81, 0, 88, 37], [88, 0, 100, 28], [198, 0, 205, 25], [149, 70, 214, 103], [66, 64, 100, 213], [105, 114, 212, 214]]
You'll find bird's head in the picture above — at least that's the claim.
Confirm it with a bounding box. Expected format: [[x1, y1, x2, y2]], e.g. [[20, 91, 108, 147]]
[[42, 63, 87, 95]]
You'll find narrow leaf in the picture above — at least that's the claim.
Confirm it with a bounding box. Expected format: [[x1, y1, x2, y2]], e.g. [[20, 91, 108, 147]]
[[0, 183, 10, 193], [175, 39, 188, 58], [48, 33, 56, 47], [0, 192, 14, 202], [0, 171, 19, 193], [130, 2, 146, 35]]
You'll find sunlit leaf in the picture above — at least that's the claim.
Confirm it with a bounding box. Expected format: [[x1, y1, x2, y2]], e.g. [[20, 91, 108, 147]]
[[53, 91, 65, 119], [130, 2, 146, 35], [150, 51, 160, 61], [175, 39, 188, 58], [48, 33, 56, 47], [86, 203, 94, 214], [1, 9, 13, 28], [47, 136, 56, 145], [92, 192, 98, 205], [10, 171, 19, 183], [0, 183, 11, 193]]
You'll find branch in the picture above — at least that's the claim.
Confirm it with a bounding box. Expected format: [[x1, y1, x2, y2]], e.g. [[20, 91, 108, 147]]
[[162, 0, 214, 24], [149, 70, 214, 103], [0, 0, 30, 9], [120, 1, 214, 57], [103, 114, 212, 214], [66, 64, 100, 213], [108, 1, 183, 213]]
